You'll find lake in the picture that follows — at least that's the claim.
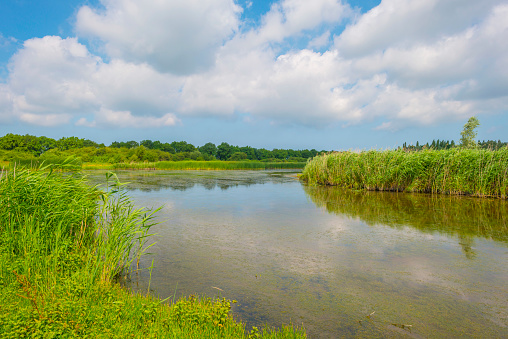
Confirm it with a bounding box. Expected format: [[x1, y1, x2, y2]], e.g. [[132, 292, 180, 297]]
[[87, 169, 508, 338]]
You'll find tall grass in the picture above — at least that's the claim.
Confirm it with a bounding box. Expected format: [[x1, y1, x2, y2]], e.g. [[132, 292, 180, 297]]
[[0, 166, 306, 338], [301, 148, 508, 198], [107, 160, 306, 170], [10, 156, 82, 170]]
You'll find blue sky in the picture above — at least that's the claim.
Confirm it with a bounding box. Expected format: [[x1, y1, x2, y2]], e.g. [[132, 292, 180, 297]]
[[1, 0, 507, 150]]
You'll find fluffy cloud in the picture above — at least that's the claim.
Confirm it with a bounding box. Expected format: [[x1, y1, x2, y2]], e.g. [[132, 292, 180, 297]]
[[76, 0, 242, 74], [4, 36, 182, 127], [180, 1, 508, 128], [1, 0, 507, 131], [0, 85, 13, 122], [335, 0, 504, 57], [78, 108, 180, 128], [7, 36, 100, 125]]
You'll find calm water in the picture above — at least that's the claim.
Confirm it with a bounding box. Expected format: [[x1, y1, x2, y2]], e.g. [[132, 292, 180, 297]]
[[87, 170, 508, 338]]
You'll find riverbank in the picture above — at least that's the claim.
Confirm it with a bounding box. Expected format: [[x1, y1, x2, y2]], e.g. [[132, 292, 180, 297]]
[[7, 159, 306, 171], [88, 160, 306, 170], [0, 167, 305, 338], [300, 148, 508, 198]]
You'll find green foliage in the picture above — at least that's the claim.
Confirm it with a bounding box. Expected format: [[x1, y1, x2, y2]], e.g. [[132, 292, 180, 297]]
[[229, 152, 248, 161], [217, 142, 233, 160], [460, 116, 480, 148], [199, 142, 217, 157], [301, 148, 508, 198], [0, 134, 323, 166], [0, 166, 306, 338]]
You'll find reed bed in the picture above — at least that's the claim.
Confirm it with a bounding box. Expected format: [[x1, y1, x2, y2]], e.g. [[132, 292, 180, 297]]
[[0, 165, 305, 338], [301, 148, 508, 198], [108, 160, 306, 170]]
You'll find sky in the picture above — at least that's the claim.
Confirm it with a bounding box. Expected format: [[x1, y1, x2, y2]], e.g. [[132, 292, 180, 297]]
[[0, 0, 507, 150]]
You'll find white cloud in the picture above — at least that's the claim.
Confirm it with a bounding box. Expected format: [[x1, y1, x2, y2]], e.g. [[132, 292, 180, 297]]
[[91, 108, 180, 128], [1, 0, 507, 132], [335, 0, 505, 57], [2, 36, 184, 127], [92, 59, 183, 115], [8, 36, 100, 118], [308, 31, 331, 49], [0, 85, 13, 122], [251, 0, 350, 45], [185, 0, 508, 128], [76, 0, 242, 74], [20, 113, 72, 126], [0, 33, 17, 48]]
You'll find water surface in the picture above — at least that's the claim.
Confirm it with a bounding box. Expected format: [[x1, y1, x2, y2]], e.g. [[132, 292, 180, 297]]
[[87, 170, 508, 338]]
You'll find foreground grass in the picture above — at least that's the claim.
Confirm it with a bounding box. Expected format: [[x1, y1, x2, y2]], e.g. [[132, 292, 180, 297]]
[[0, 167, 305, 338], [301, 148, 508, 198]]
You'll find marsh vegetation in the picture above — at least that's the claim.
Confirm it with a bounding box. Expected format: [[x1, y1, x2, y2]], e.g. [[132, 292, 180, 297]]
[[0, 167, 305, 338], [301, 148, 508, 198]]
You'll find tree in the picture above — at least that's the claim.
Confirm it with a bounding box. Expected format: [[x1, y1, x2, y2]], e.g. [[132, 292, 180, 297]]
[[199, 142, 217, 158], [140, 139, 154, 149], [460, 116, 480, 148], [216, 142, 232, 160], [228, 152, 247, 161]]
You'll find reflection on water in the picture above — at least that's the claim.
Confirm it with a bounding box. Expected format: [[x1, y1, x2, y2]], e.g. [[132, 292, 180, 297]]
[[304, 185, 508, 259], [88, 170, 508, 338]]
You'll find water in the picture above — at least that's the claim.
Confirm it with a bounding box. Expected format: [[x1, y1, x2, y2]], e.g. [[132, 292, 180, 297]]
[[87, 170, 508, 338]]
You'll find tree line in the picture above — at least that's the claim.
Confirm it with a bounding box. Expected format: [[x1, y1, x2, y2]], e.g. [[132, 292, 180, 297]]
[[0, 134, 323, 163], [400, 117, 506, 151], [400, 139, 507, 151]]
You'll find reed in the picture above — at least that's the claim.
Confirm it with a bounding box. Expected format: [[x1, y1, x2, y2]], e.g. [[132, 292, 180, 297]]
[[9, 156, 82, 170], [0, 166, 306, 338], [301, 148, 508, 198], [92, 160, 307, 170]]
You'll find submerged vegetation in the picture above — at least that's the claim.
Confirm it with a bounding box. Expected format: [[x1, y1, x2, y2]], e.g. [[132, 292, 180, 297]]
[[301, 148, 508, 198], [0, 166, 305, 338]]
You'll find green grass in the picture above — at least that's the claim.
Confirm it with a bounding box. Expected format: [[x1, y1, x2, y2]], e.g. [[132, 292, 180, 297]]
[[0, 166, 305, 338], [102, 160, 305, 170], [10, 156, 82, 171], [301, 148, 508, 198], [6, 157, 306, 171]]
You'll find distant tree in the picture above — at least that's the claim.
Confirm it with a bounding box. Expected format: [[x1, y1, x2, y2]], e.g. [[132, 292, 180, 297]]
[[140, 140, 154, 149], [228, 152, 248, 161], [199, 142, 217, 157], [126, 141, 139, 149], [189, 151, 204, 160], [171, 141, 195, 153], [460, 116, 480, 148], [216, 142, 232, 160], [57, 137, 83, 150]]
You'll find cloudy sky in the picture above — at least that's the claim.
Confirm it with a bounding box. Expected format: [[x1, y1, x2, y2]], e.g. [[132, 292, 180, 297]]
[[0, 0, 507, 150]]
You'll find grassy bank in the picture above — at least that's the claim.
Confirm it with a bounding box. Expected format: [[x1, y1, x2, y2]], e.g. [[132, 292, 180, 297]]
[[301, 148, 508, 198], [85, 160, 306, 170], [0, 166, 305, 338]]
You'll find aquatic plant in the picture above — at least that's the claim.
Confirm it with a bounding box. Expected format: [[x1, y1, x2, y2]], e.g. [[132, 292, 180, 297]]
[[109, 160, 306, 170], [301, 148, 508, 198]]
